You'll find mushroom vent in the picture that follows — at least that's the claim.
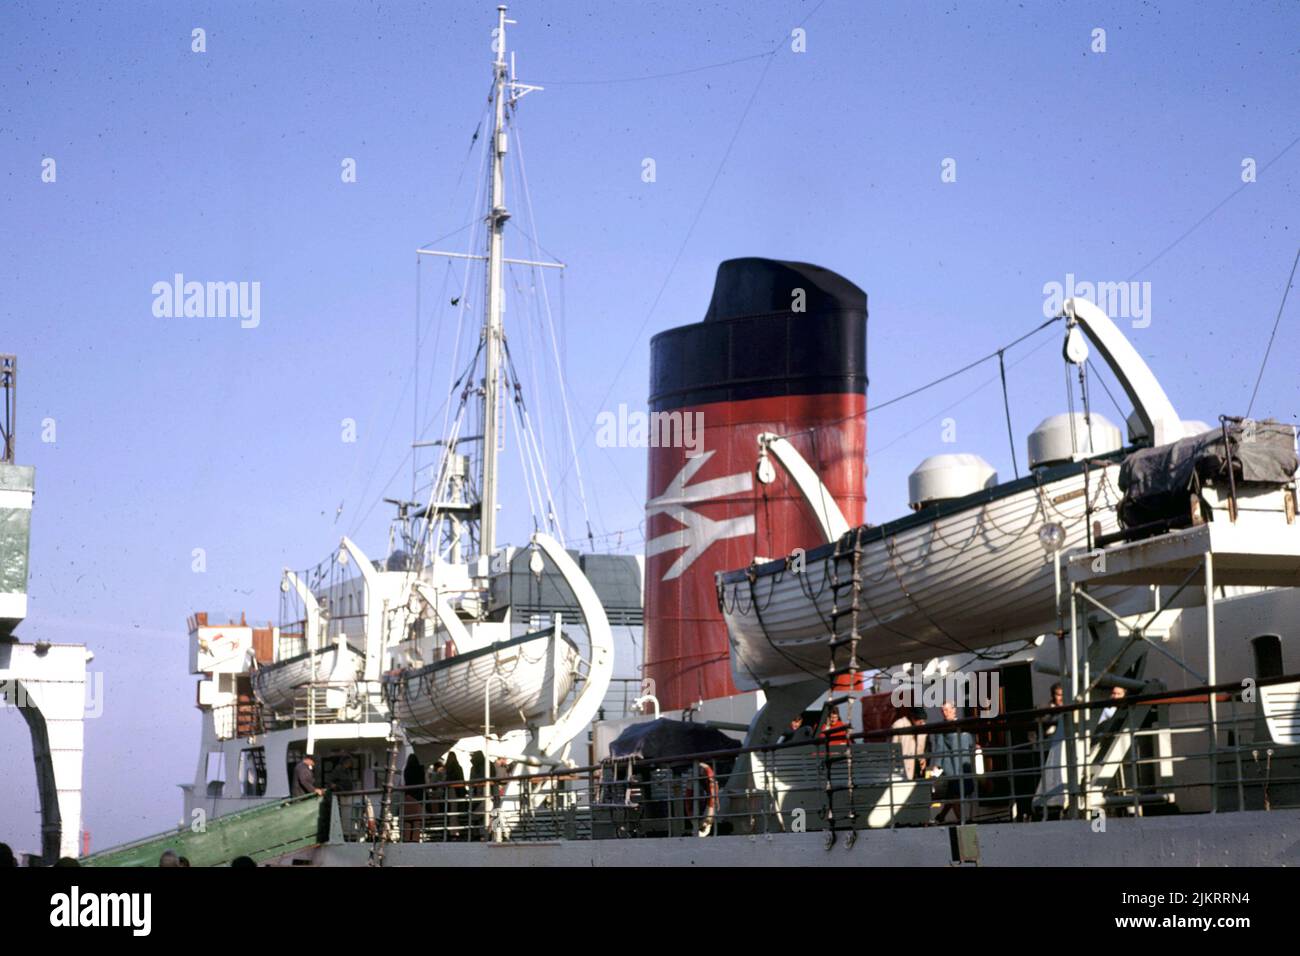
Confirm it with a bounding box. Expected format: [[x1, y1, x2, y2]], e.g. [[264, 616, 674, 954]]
[[908, 454, 998, 510], [1028, 413, 1121, 469]]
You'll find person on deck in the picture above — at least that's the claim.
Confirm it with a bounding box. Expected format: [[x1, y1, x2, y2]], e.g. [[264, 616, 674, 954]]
[[438, 754, 469, 841], [327, 754, 356, 792], [890, 708, 928, 780], [928, 701, 975, 824], [1043, 682, 1065, 739], [292, 755, 323, 797], [778, 712, 817, 745], [1093, 685, 1131, 776], [402, 754, 427, 842], [1098, 685, 1127, 726], [428, 759, 449, 840], [328, 754, 358, 834], [820, 708, 850, 747]]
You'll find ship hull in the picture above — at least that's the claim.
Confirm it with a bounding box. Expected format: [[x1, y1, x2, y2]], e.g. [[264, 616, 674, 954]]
[[307, 807, 1300, 866]]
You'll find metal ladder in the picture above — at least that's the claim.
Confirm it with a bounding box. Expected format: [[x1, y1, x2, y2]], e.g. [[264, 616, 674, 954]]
[[820, 527, 863, 848]]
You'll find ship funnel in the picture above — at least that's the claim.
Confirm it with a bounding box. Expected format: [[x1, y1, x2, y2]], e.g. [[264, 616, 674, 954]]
[[644, 258, 867, 709]]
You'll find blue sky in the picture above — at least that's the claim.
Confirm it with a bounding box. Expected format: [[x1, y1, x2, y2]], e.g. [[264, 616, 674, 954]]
[[1, 0, 1297, 852]]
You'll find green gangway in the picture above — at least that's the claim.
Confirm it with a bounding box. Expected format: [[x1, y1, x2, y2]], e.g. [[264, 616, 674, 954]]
[[82, 794, 326, 867]]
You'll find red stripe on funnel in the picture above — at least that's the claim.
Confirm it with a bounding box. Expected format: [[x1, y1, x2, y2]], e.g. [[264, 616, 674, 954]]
[[643, 392, 865, 710]]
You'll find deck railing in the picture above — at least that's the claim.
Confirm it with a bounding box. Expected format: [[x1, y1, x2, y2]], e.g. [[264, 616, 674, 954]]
[[597, 678, 649, 721], [331, 672, 1300, 844]]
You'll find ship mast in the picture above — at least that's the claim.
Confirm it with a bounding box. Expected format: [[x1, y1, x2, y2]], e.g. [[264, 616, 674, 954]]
[[415, 6, 548, 564], [480, 4, 510, 557]]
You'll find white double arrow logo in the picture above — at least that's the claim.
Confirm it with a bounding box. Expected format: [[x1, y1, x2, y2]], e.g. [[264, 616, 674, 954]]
[[645, 450, 753, 581]]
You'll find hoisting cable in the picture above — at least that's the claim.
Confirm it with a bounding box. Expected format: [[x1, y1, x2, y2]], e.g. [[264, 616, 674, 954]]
[[868, 316, 1060, 415], [1246, 245, 1300, 418], [511, 118, 597, 548], [1077, 358, 1096, 553], [1086, 358, 1127, 422], [997, 349, 1019, 479], [1064, 361, 1078, 456], [764, 315, 1062, 445], [503, 338, 567, 543]]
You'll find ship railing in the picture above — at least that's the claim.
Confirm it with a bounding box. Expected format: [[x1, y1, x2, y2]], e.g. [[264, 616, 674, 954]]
[[329, 672, 1300, 844], [331, 761, 773, 844], [252, 684, 387, 732], [596, 678, 649, 721], [212, 697, 265, 740], [865, 673, 1300, 825], [275, 622, 368, 662]]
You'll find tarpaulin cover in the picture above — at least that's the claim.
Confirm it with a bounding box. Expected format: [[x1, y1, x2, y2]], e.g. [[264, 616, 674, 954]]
[[608, 718, 741, 763], [1119, 420, 1297, 528]]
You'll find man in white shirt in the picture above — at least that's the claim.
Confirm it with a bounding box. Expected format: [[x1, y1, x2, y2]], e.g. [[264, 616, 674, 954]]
[[1098, 685, 1127, 725], [889, 708, 928, 780]]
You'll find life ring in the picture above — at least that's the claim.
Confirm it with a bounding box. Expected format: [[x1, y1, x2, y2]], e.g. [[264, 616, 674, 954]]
[[683, 762, 717, 837]]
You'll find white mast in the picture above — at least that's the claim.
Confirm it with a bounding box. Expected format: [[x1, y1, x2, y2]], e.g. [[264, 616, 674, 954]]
[[415, 6, 548, 563], [480, 4, 511, 558]]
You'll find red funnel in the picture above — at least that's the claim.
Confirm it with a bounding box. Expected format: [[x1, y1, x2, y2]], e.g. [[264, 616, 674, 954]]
[[644, 258, 867, 709]]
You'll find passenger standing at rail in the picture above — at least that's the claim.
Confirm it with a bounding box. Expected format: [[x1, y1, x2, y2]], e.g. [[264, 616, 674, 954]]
[[402, 754, 426, 842], [821, 707, 850, 747], [1098, 685, 1127, 726], [1034, 682, 1065, 745], [292, 754, 322, 797], [428, 759, 448, 841], [445, 753, 468, 841], [890, 708, 928, 780], [328, 754, 358, 833], [929, 701, 975, 823]]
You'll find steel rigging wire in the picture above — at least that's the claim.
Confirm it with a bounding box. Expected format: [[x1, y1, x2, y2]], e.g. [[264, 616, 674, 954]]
[[552, 2, 831, 493], [1246, 245, 1300, 419]]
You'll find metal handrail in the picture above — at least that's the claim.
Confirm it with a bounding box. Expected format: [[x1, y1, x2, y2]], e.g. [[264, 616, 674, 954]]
[[328, 672, 1299, 843]]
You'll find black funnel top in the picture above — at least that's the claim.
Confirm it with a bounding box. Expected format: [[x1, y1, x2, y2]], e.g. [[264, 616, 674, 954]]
[[703, 258, 866, 322], [649, 257, 867, 411]]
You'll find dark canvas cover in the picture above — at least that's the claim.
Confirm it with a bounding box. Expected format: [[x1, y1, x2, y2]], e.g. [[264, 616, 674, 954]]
[[1118, 420, 1297, 528], [607, 718, 740, 763]]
